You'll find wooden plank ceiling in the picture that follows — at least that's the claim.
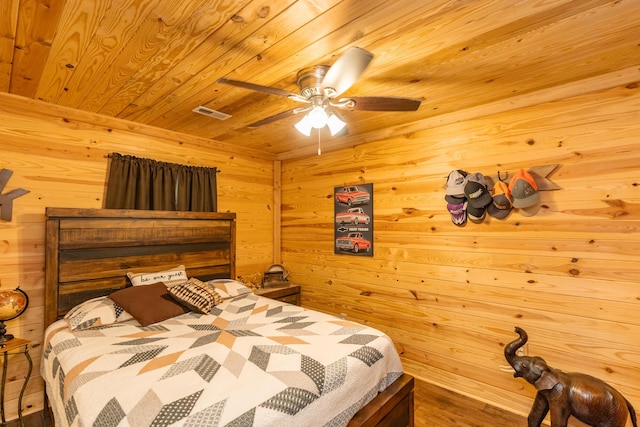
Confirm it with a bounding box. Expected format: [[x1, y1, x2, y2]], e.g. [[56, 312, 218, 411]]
[[1, 0, 639, 159]]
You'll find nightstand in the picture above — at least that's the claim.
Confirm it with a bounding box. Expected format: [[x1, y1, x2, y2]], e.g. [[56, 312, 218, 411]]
[[255, 284, 301, 306], [0, 338, 32, 426]]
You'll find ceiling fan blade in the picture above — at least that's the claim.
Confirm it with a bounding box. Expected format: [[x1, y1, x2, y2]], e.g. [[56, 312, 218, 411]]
[[343, 96, 422, 111], [321, 47, 373, 96], [217, 77, 303, 100], [246, 107, 309, 128]]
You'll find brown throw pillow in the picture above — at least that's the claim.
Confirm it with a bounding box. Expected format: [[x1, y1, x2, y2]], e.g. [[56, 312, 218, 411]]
[[108, 282, 189, 326]]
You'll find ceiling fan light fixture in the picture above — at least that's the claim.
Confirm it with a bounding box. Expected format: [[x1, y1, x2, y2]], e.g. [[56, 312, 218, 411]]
[[326, 113, 346, 136], [308, 106, 328, 129], [295, 115, 313, 136], [218, 47, 422, 142]]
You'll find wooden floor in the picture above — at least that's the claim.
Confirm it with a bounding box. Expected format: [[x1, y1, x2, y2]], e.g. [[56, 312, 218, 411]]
[[17, 380, 529, 427], [19, 379, 533, 427], [414, 378, 529, 427]]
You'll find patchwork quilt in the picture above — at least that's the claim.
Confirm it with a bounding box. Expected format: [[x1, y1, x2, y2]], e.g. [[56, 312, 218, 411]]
[[42, 293, 403, 427]]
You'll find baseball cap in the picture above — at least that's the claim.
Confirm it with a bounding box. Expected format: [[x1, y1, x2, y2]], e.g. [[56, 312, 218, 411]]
[[447, 201, 467, 226], [445, 194, 465, 204], [509, 169, 540, 208], [487, 181, 513, 219], [464, 173, 492, 208], [467, 204, 486, 223], [445, 170, 468, 196], [519, 204, 540, 217]]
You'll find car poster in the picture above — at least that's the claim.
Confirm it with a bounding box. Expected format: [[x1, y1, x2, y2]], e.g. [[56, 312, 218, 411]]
[[334, 183, 373, 256]]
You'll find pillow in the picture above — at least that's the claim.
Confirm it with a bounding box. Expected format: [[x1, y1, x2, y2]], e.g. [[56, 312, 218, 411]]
[[168, 278, 223, 314], [126, 265, 187, 287], [109, 282, 189, 326], [64, 296, 135, 330], [204, 279, 252, 299]]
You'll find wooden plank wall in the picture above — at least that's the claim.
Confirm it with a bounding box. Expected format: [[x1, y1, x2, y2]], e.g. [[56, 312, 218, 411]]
[[0, 93, 275, 420], [280, 81, 640, 423]]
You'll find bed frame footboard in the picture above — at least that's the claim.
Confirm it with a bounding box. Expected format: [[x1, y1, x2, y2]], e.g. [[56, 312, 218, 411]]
[[348, 373, 414, 427]]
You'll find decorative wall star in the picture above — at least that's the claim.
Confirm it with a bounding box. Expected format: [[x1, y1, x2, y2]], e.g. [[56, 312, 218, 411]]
[[0, 169, 30, 221]]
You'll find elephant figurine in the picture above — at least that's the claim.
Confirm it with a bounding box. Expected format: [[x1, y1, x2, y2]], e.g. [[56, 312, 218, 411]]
[[504, 326, 637, 427]]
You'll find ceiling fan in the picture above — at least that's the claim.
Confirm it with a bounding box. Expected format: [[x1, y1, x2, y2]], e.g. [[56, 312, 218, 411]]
[[216, 47, 422, 136]]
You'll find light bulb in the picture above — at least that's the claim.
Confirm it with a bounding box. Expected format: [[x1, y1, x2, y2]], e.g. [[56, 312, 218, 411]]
[[308, 106, 328, 129]]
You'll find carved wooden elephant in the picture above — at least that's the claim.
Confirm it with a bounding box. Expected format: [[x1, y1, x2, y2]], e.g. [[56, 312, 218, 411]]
[[504, 327, 637, 427]]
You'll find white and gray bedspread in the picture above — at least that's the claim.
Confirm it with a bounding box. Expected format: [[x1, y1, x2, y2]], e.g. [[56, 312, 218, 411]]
[[42, 293, 403, 427]]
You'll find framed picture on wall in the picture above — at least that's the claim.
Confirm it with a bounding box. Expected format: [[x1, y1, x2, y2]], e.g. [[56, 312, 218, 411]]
[[334, 183, 373, 256]]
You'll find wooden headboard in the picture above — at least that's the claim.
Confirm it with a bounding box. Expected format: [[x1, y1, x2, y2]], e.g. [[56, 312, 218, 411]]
[[45, 208, 236, 328]]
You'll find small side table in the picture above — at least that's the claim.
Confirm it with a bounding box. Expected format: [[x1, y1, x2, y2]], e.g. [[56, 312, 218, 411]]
[[0, 338, 32, 426], [255, 284, 301, 306]]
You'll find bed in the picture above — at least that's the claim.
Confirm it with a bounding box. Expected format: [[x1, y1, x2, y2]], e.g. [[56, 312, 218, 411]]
[[43, 208, 414, 427]]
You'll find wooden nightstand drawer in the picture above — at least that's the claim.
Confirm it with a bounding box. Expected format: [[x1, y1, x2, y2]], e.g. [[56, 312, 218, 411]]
[[254, 284, 301, 306], [277, 294, 300, 305]]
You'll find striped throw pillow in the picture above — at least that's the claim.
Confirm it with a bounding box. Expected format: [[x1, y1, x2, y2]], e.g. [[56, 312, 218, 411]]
[[168, 278, 223, 314]]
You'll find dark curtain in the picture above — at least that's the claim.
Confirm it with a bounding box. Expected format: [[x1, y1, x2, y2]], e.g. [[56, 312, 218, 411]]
[[176, 165, 218, 211], [104, 153, 217, 212]]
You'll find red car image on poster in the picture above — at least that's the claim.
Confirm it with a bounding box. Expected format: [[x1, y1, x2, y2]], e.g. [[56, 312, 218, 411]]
[[335, 232, 371, 253], [334, 183, 373, 257], [335, 185, 371, 207], [335, 207, 370, 225]]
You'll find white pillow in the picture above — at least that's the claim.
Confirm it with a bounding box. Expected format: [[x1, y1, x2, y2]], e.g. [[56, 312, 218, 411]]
[[127, 265, 187, 287], [64, 296, 135, 330]]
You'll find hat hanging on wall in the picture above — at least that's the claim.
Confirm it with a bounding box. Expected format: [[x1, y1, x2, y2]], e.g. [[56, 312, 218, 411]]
[[445, 170, 468, 198], [464, 173, 492, 209], [518, 203, 541, 217], [443, 164, 559, 224], [467, 204, 486, 223], [509, 169, 540, 208], [447, 201, 467, 226], [487, 181, 513, 219]]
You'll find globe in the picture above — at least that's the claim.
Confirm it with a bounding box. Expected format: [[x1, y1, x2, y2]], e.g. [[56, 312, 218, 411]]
[[0, 287, 29, 342]]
